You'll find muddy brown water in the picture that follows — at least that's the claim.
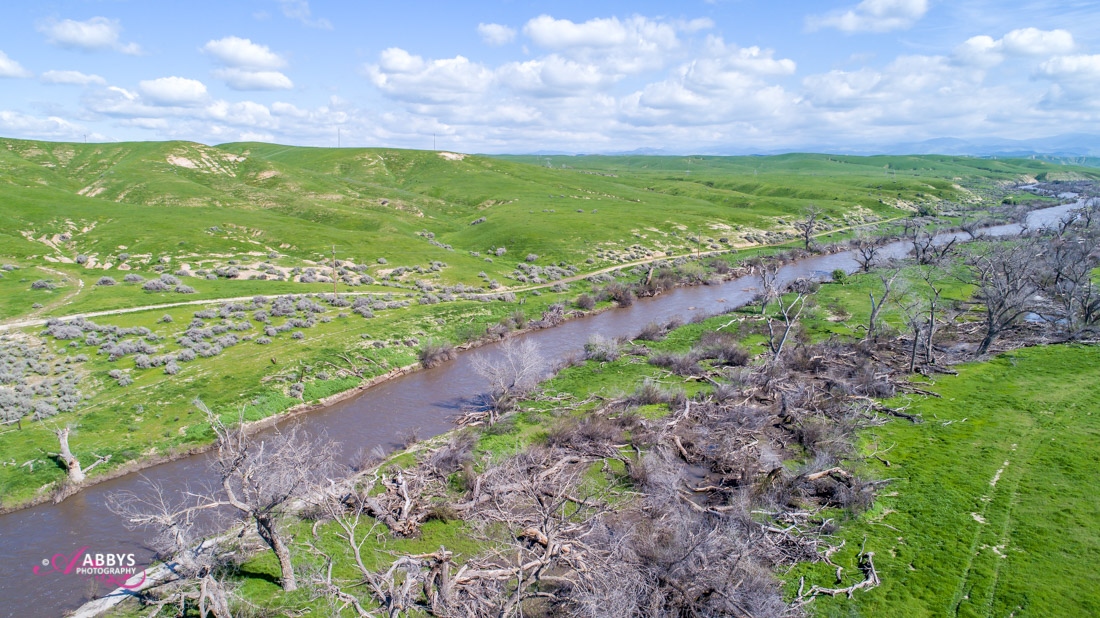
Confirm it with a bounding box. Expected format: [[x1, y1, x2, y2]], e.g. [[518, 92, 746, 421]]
[[0, 202, 1082, 618]]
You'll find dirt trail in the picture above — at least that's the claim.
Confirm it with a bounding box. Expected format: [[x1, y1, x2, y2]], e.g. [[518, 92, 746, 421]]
[[0, 217, 902, 333]]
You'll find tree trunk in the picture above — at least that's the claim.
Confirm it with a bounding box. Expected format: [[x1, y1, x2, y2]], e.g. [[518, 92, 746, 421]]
[[55, 427, 84, 484], [909, 328, 920, 373], [976, 328, 996, 356], [256, 514, 297, 591], [925, 308, 936, 364]]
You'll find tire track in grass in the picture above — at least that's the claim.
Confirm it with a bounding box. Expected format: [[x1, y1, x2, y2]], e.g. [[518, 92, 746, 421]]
[[979, 441, 1035, 617], [949, 432, 1034, 617]]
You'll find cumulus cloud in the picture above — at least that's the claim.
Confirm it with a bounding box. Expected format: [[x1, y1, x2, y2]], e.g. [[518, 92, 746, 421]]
[[621, 38, 797, 125], [275, 0, 332, 30], [478, 23, 516, 46], [139, 77, 209, 106], [0, 51, 32, 78], [201, 37, 293, 90], [497, 56, 611, 96], [1038, 54, 1100, 78], [38, 17, 142, 54], [522, 14, 689, 74], [954, 28, 1075, 67], [0, 110, 83, 139], [1002, 28, 1074, 56], [202, 36, 286, 69], [808, 0, 929, 34], [213, 68, 294, 90], [41, 70, 106, 85], [365, 48, 493, 103]]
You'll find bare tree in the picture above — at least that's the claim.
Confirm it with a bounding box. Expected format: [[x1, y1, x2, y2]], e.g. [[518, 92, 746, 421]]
[[911, 231, 957, 266], [1037, 232, 1100, 335], [763, 277, 813, 360], [965, 241, 1040, 356], [866, 268, 901, 340], [470, 338, 548, 425], [794, 205, 823, 250], [198, 400, 335, 592], [854, 235, 880, 272], [49, 425, 109, 488], [917, 265, 945, 364], [109, 479, 235, 617], [895, 291, 927, 373]]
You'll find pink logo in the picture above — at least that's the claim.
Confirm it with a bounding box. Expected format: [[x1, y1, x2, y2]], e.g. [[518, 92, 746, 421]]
[[33, 547, 146, 589]]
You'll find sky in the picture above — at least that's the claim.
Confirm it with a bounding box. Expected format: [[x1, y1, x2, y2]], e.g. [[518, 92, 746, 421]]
[[1, 0, 1099, 154]]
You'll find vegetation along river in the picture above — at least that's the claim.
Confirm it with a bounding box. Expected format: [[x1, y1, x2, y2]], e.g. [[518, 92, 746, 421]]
[[0, 200, 1083, 618]]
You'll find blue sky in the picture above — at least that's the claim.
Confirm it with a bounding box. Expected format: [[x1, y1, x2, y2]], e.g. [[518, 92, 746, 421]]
[[1, 0, 1099, 153]]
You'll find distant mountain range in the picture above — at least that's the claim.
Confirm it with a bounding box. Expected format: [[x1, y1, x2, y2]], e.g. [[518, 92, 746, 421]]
[[521, 134, 1100, 163]]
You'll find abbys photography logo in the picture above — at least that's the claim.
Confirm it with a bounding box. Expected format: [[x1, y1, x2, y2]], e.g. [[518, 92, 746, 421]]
[[33, 547, 146, 589]]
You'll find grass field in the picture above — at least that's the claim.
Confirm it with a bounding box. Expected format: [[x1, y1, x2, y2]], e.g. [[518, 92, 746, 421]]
[[2, 137, 1096, 511], [791, 344, 1100, 617]]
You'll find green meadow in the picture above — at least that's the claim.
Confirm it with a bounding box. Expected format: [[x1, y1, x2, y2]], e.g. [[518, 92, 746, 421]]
[[1, 136, 1095, 512]]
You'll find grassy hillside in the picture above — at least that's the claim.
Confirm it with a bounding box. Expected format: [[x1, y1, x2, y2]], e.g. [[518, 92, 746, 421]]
[[1, 137, 1095, 510]]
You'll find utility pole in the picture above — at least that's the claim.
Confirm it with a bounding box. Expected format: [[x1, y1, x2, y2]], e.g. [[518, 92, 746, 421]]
[[331, 245, 338, 296]]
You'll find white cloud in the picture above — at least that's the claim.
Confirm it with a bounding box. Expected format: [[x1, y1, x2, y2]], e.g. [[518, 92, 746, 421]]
[[38, 17, 142, 54], [213, 68, 294, 90], [1002, 28, 1074, 56], [1038, 54, 1100, 78], [523, 15, 689, 75], [954, 28, 1075, 67], [525, 15, 634, 48], [275, 0, 332, 30], [954, 35, 1004, 67], [808, 0, 929, 34], [705, 37, 796, 76], [622, 39, 797, 125], [366, 49, 493, 103], [0, 110, 83, 139], [202, 37, 286, 69], [498, 56, 611, 96], [41, 70, 106, 85], [478, 23, 516, 46], [0, 51, 32, 78], [139, 77, 209, 106]]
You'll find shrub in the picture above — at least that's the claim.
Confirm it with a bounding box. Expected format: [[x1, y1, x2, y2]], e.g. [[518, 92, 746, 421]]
[[525, 253, 539, 262], [142, 279, 170, 292], [648, 351, 701, 376], [576, 293, 595, 310], [695, 331, 750, 366], [636, 321, 666, 341], [495, 247, 507, 257], [584, 334, 620, 362], [164, 361, 180, 375], [831, 269, 847, 283], [75, 254, 88, 265], [418, 339, 456, 368], [95, 276, 117, 286], [175, 285, 196, 294], [470, 217, 486, 225], [31, 280, 56, 290], [377, 257, 387, 265], [291, 332, 304, 340], [123, 274, 144, 283]]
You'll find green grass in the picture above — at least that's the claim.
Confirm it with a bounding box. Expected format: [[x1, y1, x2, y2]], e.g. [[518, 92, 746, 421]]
[[790, 344, 1100, 617]]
